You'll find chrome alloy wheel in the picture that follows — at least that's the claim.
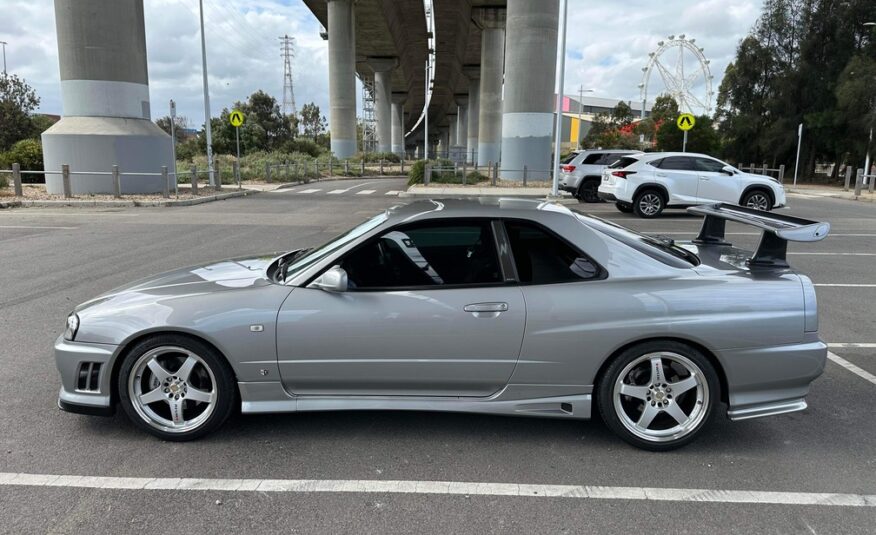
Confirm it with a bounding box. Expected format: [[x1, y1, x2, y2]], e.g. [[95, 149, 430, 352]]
[[128, 346, 218, 434], [637, 193, 662, 216], [745, 192, 770, 211], [612, 352, 708, 443]]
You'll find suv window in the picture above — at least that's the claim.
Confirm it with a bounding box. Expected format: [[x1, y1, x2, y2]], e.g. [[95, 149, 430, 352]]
[[608, 156, 640, 169], [339, 221, 502, 289], [693, 157, 727, 173], [560, 153, 580, 164], [581, 153, 603, 164], [596, 153, 625, 165], [658, 156, 696, 171], [504, 221, 600, 284]]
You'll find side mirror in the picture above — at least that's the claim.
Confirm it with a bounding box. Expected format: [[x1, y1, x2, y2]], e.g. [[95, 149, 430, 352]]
[[721, 165, 736, 175], [311, 266, 348, 292]]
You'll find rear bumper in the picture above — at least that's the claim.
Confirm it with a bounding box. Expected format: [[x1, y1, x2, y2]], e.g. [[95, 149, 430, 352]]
[[598, 192, 618, 202]]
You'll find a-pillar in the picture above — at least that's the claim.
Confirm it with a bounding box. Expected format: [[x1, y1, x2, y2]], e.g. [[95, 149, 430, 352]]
[[369, 57, 397, 154], [500, 0, 559, 180], [391, 93, 407, 158], [463, 66, 480, 164], [475, 9, 506, 166], [327, 0, 357, 158]]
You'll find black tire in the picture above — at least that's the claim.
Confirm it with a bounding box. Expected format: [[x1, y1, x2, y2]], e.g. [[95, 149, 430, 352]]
[[615, 202, 633, 213], [633, 189, 665, 218], [117, 334, 236, 441], [576, 178, 601, 203], [596, 340, 719, 451], [741, 189, 773, 211]]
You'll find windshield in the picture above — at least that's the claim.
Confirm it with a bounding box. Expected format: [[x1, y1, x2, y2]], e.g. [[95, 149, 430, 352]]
[[577, 214, 700, 267], [278, 212, 389, 283]]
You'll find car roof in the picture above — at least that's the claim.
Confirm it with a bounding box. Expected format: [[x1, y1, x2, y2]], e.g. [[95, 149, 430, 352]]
[[384, 198, 574, 224], [638, 152, 717, 159]]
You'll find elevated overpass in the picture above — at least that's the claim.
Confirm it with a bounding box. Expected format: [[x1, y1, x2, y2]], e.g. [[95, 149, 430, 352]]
[[304, 0, 561, 179]]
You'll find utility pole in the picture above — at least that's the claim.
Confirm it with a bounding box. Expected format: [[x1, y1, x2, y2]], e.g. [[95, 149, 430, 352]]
[[576, 86, 593, 149], [279, 35, 297, 128], [198, 0, 215, 187], [0, 41, 7, 74], [551, 0, 569, 197], [793, 123, 803, 186]]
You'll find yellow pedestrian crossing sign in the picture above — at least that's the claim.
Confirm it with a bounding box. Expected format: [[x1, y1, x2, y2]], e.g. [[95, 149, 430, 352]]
[[676, 113, 695, 131], [229, 110, 245, 127]]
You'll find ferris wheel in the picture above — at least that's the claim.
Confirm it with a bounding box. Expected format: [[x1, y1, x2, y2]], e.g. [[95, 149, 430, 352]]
[[639, 35, 714, 116]]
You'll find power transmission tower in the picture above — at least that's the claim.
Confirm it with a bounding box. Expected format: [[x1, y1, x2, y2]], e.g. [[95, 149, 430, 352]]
[[359, 74, 377, 154], [279, 35, 297, 126]]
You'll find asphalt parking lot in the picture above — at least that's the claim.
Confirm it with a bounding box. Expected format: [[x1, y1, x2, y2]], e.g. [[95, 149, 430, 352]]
[[1, 177, 874, 533]]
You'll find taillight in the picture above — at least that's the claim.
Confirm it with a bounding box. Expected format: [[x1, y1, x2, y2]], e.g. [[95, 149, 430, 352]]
[[611, 170, 635, 178], [562, 165, 576, 173]]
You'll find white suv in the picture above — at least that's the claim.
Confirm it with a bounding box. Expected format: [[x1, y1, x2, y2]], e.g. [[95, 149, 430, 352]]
[[597, 152, 786, 218], [559, 149, 642, 202]]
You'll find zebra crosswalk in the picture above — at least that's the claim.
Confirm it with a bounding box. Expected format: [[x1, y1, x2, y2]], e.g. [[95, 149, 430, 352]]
[[272, 187, 402, 197]]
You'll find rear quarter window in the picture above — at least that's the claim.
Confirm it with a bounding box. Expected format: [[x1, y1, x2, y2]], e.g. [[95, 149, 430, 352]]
[[609, 156, 640, 169]]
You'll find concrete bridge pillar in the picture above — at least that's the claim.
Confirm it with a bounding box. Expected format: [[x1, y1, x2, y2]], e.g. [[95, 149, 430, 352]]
[[475, 9, 506, 167], [369, 58, 397, 154], [391, 93, 407, 158], [327, 0, 357, 158], [455, 96, 468, 147], [463, 66, 480, 164], [500, 0, 559, 180]]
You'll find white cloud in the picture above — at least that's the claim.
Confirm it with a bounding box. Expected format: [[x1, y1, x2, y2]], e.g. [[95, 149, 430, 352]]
[[2, 0, 760, 127]]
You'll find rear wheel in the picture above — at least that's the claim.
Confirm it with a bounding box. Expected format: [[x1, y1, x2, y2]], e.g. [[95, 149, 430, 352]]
[[576, 178, 601, 203], [741, 189, 772, 211], [118, 334, 236, 441], [615, 202, 633, 213], [597, 341, 718, 451], [634, 189, 665, 218]]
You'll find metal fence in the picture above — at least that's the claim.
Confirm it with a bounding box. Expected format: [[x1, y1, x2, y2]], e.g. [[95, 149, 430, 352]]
[[847, 167, 876, 196], [422, 161, 553, 187], [0, 163, 183, 199], [737, 163, 786, 183]]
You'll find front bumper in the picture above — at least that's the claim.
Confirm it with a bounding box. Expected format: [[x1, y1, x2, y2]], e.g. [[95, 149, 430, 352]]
[[55, 336, 117, 416]]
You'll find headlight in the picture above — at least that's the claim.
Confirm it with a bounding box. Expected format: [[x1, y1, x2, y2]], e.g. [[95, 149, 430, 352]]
[[64, 313, 79, 341]]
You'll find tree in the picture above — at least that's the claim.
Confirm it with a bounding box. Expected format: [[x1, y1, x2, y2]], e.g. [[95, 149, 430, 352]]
[[0, 74, 40, 151], [656, 115, 721, 154], [650, 94, 679, 124], [193, 90, 294, 156], [299, 102, 327, 139], [610, 101, 634, 126], [155, 115, 192, 142]]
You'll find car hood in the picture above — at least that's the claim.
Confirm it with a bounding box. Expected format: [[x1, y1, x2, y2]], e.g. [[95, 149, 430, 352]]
[[76, 254, 283, 312]]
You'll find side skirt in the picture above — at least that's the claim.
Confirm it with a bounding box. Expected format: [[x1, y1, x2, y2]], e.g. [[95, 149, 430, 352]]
[[238, 382, 592, 420]]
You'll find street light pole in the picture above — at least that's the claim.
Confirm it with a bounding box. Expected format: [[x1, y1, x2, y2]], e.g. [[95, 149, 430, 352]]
[[576, 86, 594, 150], [0, 41, 7, 74], [551, 0, 569, 198], [198, 0, 215, 187], [863, 23, 875, 180], [793, 122, 803, 186], [424, 57, 429, 159]]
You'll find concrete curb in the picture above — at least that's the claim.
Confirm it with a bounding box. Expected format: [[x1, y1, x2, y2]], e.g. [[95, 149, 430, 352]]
[[787, 188, 876, 203], [401, 186, 573, 199], [0, 189, 254, 209]]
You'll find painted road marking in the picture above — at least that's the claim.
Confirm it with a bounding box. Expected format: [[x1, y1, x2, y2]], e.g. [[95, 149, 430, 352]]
[[0, 472, 874, 507], [828, 352, 876, 386], [327, 189, 346, 194], [0, 225, 78, 230], [356, 190, 376, 195], [814, 284, 876, 288], [788, 253, 876, 256], [386, 190, 401, 196], [297, 188, 322, 194], [828, 343, 876, 348]]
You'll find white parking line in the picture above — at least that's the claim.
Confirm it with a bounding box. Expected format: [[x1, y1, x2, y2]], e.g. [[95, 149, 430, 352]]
[[828, 352, 876, 386], [814, 284, 876, 288], [356, 190, 376, 195], [788, 252, 876, 256], [0, 472, 873, 506], [0, 225, 78, 230], [828, 343, 876, 348]]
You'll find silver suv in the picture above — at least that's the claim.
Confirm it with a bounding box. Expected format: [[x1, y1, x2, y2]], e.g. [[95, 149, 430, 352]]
[[559, 149, 643, 202]]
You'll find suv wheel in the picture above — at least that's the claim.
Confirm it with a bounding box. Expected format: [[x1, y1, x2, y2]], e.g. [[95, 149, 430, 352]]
[[634, 190, 665, 218], [576, 179, 601, 203], [741, 190, 772, 211]]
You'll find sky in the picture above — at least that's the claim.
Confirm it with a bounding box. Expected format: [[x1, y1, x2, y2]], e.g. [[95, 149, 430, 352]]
[[2, 0, 762, 129]]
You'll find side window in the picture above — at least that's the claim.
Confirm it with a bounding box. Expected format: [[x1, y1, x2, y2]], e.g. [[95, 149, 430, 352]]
[[339, 221, 502, 289], [504, 221, 601, 284], [658, 157, 696, 171], [581, 153, 603, 164], [694, 157, 727, 173], [597, 153, 623, 166], [647, 158, 664, 168]]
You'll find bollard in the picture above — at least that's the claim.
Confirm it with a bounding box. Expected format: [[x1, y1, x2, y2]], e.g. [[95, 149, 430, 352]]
[[778, 164, 785, 184], [424, 163, 432, 186], [344, 160, 349, 175], [762, 163, 768, 175], [190, 165, 198, 195], [12, 163, 22, 197], [361, 159, 365, 175], [401, 159, 405, 174], [328, 157, 333, 179], [843, 166, 852, 191], [487, 161, 493, 186], [854, 168, 863, 197], [462, 161, 467, 185], [492, 162, 499, 186], [162, 166, 170, 198], [213, 157, 222, 190], [62, 164, 72, 198], [870, 171, 875, 194], [302, 160, 307, 180], [112, 165, 121, 198], [265, 163, 272, 184], [380, 159, 384, 175], [523, 165, 528, 187], [234, 160, 241, 189]]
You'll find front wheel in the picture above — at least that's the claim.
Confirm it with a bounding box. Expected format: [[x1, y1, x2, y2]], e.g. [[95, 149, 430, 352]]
[[597, 341, 719, 451], [741, 190, 773, 211], [118, 334, 236, 441], [634, 190, 665, 218]]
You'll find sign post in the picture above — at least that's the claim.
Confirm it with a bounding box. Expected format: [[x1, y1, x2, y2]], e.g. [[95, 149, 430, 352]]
[[793, 123, 803, 186], [229, 109, 245, 188], [169, 99, 178, 196], [676, 113, 695, 152]]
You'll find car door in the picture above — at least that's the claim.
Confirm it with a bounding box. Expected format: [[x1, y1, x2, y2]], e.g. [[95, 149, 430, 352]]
[[653, 156, 699, 203], [275, 219, 526, 397], [694, 156, 740, 203]]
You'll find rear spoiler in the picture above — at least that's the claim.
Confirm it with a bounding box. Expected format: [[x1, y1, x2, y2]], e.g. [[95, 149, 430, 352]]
[[687, 203, 830, 268]]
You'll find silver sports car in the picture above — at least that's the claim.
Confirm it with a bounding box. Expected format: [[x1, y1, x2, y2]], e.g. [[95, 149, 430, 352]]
[[55, 199, 829, 450]]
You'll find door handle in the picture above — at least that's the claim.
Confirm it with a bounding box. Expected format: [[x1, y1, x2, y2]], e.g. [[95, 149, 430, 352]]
[[656, 173, 667, 177], [700, 176, 710, 181], [464, 302, 509, 313]]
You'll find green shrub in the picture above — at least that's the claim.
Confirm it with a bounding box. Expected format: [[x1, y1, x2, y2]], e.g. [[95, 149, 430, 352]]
[[280, 138, 325, 157], [465, 171, 489, 183], [0, 173, 7, 189], [358, 151, 401, 163], [407, 159, 460, 186], [0, 139, 44, 183]]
